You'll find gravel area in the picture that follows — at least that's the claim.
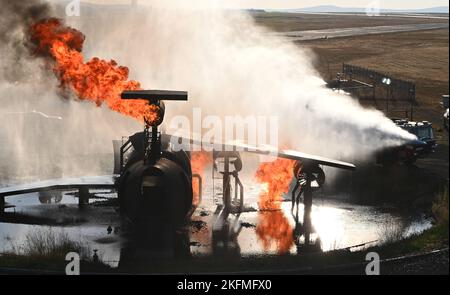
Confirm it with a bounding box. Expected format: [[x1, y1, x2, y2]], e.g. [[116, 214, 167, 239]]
[[381, 249, 449, 275]]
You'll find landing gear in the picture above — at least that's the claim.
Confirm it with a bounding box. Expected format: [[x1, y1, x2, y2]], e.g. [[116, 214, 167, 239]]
[[291, 160, 325, 250], [38, 191, 63, 204], [0, 196, 4, 214], [211, 151, 246, 255], [213, 151, 244, 215], [78, 187, 90, 208]]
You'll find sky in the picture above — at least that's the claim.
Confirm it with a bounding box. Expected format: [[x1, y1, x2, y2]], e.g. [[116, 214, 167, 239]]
[[75, 0, 450, 10]]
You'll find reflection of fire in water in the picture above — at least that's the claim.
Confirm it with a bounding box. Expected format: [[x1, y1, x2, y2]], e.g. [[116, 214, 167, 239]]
[[191, 151, 212, 206], [256, 211, 293, 254], [255, 158, 295, 254], [28, 18, 160, 125]]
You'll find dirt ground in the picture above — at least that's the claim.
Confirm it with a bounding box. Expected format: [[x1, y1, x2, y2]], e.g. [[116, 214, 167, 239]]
[[254, 14, 449, 125], [302, 29, 449, 106], [252, 12, 449, 32], [302, 29, 449, 145], [307, 28, 449, 180]]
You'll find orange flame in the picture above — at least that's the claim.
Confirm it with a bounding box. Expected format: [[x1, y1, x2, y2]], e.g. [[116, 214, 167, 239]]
[[256, 211, 294, 254], [255, 158, 295, 254], [191, 151, 213, 206], [28, 18, 160, 124], [256, 158, 296, 210]]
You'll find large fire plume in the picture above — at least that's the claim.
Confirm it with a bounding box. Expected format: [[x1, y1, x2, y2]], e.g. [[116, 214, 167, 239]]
[[256, 158, 296, 211], [28, 18, 160, 124], [191, 151, 213, 206], [255, 158, 296, 254]]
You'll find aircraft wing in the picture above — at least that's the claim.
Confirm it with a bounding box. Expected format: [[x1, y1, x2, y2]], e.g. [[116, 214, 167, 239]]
[[165, 134, 356, 171], [0, 175, 117, 197], [272, 149, 355, 170]]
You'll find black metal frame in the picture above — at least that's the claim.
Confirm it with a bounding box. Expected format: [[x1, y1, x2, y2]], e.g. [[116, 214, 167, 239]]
[[213, 152, 244, 215], [340, 64, 416, 120]]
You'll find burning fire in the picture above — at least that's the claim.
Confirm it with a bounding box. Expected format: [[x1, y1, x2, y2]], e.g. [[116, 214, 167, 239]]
[[255, 158, 296, 254], [256, 211, 294, 254], [191, 151, 213, 206], [28, 18, 160, 124], [256, 158, 296, 210]]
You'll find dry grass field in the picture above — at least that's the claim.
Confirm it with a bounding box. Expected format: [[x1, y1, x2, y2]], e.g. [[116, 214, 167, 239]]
[[254, 13, 449, 128], [305, 29, 449, 107], [253, 12, 449, 32]]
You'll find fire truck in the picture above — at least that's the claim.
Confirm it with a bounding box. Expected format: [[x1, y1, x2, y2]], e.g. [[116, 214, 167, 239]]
[[442, 95, 449, 131], [377, 119, 437, 166]]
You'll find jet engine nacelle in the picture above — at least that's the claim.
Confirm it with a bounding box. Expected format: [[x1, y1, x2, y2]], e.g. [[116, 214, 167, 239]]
[[117, 132, 193, 228]]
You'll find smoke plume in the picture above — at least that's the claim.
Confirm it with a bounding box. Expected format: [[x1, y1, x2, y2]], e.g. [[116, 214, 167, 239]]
[[67, 1, 414, 160], [0, 0, 141, 182], [0, 0, 416, 183], [0, 0, 51, 82]]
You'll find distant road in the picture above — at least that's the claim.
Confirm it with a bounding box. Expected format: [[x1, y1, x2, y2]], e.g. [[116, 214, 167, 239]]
[[292, 12, 449, 20], [276, 23, 449, 41]]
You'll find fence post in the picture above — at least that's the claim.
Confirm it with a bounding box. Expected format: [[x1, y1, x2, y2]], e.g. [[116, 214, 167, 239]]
[[0, 196, 5, 214]]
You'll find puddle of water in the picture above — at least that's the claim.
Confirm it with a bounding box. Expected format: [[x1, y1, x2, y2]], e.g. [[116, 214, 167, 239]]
[[0, 186, 433, 268], [190, 195, 432, 256]]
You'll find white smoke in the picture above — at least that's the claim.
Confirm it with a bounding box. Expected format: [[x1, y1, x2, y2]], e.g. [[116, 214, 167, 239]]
[[0, 80, 142, 182], [0, 0, 416, 182], [70, 1, 415, 160], [0, 0, 141, 182]]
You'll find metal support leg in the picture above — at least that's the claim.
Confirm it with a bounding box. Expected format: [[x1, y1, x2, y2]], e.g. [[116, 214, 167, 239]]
[[79, 187, 90, 208], [0, 196, 4, 214], [223, 154, 231, 213], [303, 174, 313, 246], [232, 172, 244, 213], [291, 181, 300, 216], [237, 176, 244, 213]]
